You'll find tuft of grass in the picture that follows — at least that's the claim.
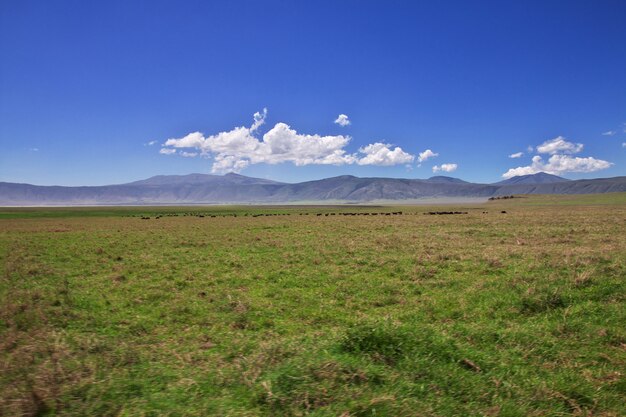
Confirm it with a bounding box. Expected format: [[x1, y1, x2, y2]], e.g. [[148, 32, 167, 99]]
[[519, 290, 567, 315], [340, 322, 414, 362]]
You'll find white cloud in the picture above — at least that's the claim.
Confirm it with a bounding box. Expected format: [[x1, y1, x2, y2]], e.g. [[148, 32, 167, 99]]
[[159, 148, 177, 155], [357, 143, 414, 166], [261, 122, 356, 167], [509, 152, 524, 158], [165, 131, 206, 149], [536, 136, 583, 155], [251, 108, 267, 132], [334, 114, 351, 127], [212, 155, 250, 173], [432, 163, 458, 173], [502, 154, 612, 178], [417, 149, 438, 163], [28, 147, 39, 152], [622, 142, 626, 148], [602, 131, 616, 136], [527, 145, 534, 153], [159, 110, 415, 173], [145, 140, 158, 146], [180, 151, 198, 158]]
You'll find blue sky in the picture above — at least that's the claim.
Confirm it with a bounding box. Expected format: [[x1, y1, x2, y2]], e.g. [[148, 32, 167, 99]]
[[1, 0, 625, 185]]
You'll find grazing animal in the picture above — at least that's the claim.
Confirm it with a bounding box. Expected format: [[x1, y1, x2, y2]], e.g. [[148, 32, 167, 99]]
[[425, 211, 468, 215]]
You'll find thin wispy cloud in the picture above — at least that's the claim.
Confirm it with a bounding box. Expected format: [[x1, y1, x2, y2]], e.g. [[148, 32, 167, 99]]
[[145, 140, 158, 146], [601, 122, 626, 135], [334, 114, 351, 127], [509, 152, 524, 158], [251, 108, 267, 131], [432, 163, 457, 173], [180, 151, 198, 157], [160, 110, 414, 173]]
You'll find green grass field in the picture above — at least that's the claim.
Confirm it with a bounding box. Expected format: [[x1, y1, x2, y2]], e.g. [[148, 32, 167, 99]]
[[1, 194, 625, 416]]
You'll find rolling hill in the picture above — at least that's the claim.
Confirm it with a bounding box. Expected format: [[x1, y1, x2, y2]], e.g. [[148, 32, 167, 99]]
[[1, 172, 625, 205], [494, 172, 569, 185]]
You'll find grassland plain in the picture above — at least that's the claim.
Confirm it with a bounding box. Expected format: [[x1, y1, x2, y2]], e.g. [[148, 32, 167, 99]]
[[1, 194, 625, 416]]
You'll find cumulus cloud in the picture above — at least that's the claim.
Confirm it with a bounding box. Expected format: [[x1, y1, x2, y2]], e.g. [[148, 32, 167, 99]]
[[502, 155, 612, 178], [417, 149, 438, 163], [509, 152, 524, 158], [357, 143, 414, 166], [503, 134, 613, 179], [261, 122, 356, 166], [159, 148, 176, 155], [432, 163, 458, 173], [602, 131, 616, 136], [212, 155, 250, 173], [334, 114, 351, 127], [527, 145, 534, 153], [165, 131, 206, 149], [180, 151, 198, 158], [622, 142, 626, 148], [536, 136, 583, 155], [159, 110, 414, 173]]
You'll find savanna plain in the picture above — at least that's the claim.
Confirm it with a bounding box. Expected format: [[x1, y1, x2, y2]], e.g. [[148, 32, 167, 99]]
[[1, 194, 625, 416]]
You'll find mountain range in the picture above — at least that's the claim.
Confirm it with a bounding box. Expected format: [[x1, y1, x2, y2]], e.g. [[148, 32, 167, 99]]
[[1, 172, 625, 206]]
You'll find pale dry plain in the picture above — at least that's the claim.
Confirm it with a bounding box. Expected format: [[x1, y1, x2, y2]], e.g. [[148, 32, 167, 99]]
[[1, 194, 625, 416]]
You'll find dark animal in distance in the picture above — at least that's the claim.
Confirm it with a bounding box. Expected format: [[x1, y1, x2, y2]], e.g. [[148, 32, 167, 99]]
[[424, 211, 468, 215], [138, 211, 408, 219]]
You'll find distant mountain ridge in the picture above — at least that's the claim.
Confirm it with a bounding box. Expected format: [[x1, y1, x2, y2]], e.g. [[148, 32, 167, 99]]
[[426, 176, 469, 184], [128, 173, 284, 186], [495, 172, 569, 185], [1, 172, 625, 206]]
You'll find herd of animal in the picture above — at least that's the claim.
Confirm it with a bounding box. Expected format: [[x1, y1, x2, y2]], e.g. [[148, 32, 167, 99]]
[[137, 210, 508, 220], [488, 195, 519, 201], [139, 211, 405, 220]]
